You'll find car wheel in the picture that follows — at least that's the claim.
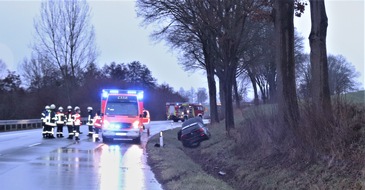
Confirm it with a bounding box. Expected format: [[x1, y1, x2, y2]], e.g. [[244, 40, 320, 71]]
[[182, 141, 200, 148], [182, 142, 190, 147], [190, 141, 200, 148], [177, 130, 182, 141]]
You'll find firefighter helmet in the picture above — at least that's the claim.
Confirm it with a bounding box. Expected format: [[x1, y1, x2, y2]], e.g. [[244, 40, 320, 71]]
[[58, 107, 63, 111], [74, 106, 80, 111], [50, 104, 56, 109], [67, 106, 72, 110], [45, 105, 50, 110], [87, 107, 93, 111]]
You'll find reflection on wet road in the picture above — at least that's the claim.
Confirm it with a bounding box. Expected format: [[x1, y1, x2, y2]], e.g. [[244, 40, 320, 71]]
[[28, 141, 161, 190], [97, 144, 148, 189]]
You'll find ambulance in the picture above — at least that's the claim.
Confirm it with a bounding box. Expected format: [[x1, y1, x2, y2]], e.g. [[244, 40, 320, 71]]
[[100, 89, 149, 143]]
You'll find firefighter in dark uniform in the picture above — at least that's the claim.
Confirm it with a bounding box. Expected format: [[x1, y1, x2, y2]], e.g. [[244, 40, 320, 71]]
[[41, 105, 50, 138], [86, 106, 94, 137], [45, 104, 57, 139], [56, 106, 65, 138], [66, 106, 74, 139], [73, 106, 82, 141]]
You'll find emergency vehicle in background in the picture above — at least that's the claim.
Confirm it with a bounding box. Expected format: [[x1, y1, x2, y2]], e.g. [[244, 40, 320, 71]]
[[166, 102, 205, 122], [100, 89, 149, 143]]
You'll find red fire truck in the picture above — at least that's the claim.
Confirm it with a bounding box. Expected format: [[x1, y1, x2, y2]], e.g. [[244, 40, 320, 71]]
[[100, 89, 149, 143], [166, 102, 205, 122]]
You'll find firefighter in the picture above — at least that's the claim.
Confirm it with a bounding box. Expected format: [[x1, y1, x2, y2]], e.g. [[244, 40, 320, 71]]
[[73, 106, 82, 141], [45, 104, 57, 139], [65, 106, 74, 139], [93, 111, 102, 142], [41, 105, 50, 138], [55, 106, 65, 138], [142, 108, 150, 128], [86, 106, 94, 137]]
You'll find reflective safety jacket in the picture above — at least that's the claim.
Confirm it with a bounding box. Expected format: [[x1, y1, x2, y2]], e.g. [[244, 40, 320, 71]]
[[87, 113, 94, 126], [41, 110, 48, 123], [65, 111, 74, 126], [45, 110, 57, 127], [73, 113, 81, 126], [93, 115, 102, 128], [56, 111, 65, 125]]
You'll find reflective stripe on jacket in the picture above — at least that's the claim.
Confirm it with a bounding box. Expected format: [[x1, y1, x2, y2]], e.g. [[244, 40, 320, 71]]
[[87, 114, 94, 126], [56, 112, 65, 124], [73, 113, 81, 126], [93, 116, 102, 128], [65, 112, 74, 125]]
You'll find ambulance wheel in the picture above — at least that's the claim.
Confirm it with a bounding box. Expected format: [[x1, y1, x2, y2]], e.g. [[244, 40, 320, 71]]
[[102, 136, 111, 143], [134, 136, 141, 144]]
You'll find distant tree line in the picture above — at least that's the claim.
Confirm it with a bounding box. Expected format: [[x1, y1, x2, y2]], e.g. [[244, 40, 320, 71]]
[[0, 59, 194, 120]]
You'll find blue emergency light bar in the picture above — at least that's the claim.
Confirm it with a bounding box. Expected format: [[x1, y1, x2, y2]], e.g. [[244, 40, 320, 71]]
[[101, 89, 144, 100]]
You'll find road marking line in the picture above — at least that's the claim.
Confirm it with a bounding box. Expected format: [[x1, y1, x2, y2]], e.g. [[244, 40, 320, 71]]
[[28, 143, 41, 147]]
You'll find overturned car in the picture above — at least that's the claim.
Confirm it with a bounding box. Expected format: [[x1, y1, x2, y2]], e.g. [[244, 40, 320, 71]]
[[177, 117, 211, 147]]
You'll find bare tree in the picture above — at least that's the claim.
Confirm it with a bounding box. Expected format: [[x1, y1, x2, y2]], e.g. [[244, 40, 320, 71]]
[[196, 87, 208, 104], [20, 55, 59, 91], [327, 55, 360, 94], [297, 54, 361, 97], [309, 0, 332, 118], [137, 0, 269, 133], [32, 0, 97, 103], [136, 0, 221, 124]]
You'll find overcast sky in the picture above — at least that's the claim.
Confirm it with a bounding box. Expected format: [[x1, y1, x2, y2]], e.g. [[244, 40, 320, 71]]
[[0, 0, 364, 91]]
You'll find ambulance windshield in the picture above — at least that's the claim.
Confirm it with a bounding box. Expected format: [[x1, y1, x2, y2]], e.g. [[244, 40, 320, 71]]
[[105, 102, 138, 116]]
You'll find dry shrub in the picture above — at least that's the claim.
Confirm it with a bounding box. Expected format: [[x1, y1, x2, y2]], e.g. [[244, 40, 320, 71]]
[[299, 97, 365, 164], [235, 98, 365, 165], [235, 104, 283, 157]]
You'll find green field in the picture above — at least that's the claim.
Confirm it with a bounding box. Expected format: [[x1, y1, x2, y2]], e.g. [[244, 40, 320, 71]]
[[339, 90, 365, 104]]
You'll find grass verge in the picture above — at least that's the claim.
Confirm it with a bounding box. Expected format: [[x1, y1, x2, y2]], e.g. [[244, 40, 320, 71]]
[[147, 94, 365, 189], [146, 127, 234, 190]]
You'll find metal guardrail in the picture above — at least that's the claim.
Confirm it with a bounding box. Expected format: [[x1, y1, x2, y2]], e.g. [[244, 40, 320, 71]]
[[0, 119, 42, 132], [0, 118, 88, 132]]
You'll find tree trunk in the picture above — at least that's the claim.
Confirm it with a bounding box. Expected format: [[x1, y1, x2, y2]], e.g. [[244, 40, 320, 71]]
[[274, 0, 300, 130], [247, 69, 259, 105], [233, 77, 241, 108], [268, 61, 277, 103], [257, 79, 267, 104], [219, 79, 226, 120], [202, 33, 220, 124], [206, 63, 219, 123], [309, 0, 333, 119], [223, 67, 236, 132]]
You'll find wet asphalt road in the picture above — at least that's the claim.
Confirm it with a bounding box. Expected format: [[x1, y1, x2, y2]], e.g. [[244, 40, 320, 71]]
[[0, 121, 181, 190]]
